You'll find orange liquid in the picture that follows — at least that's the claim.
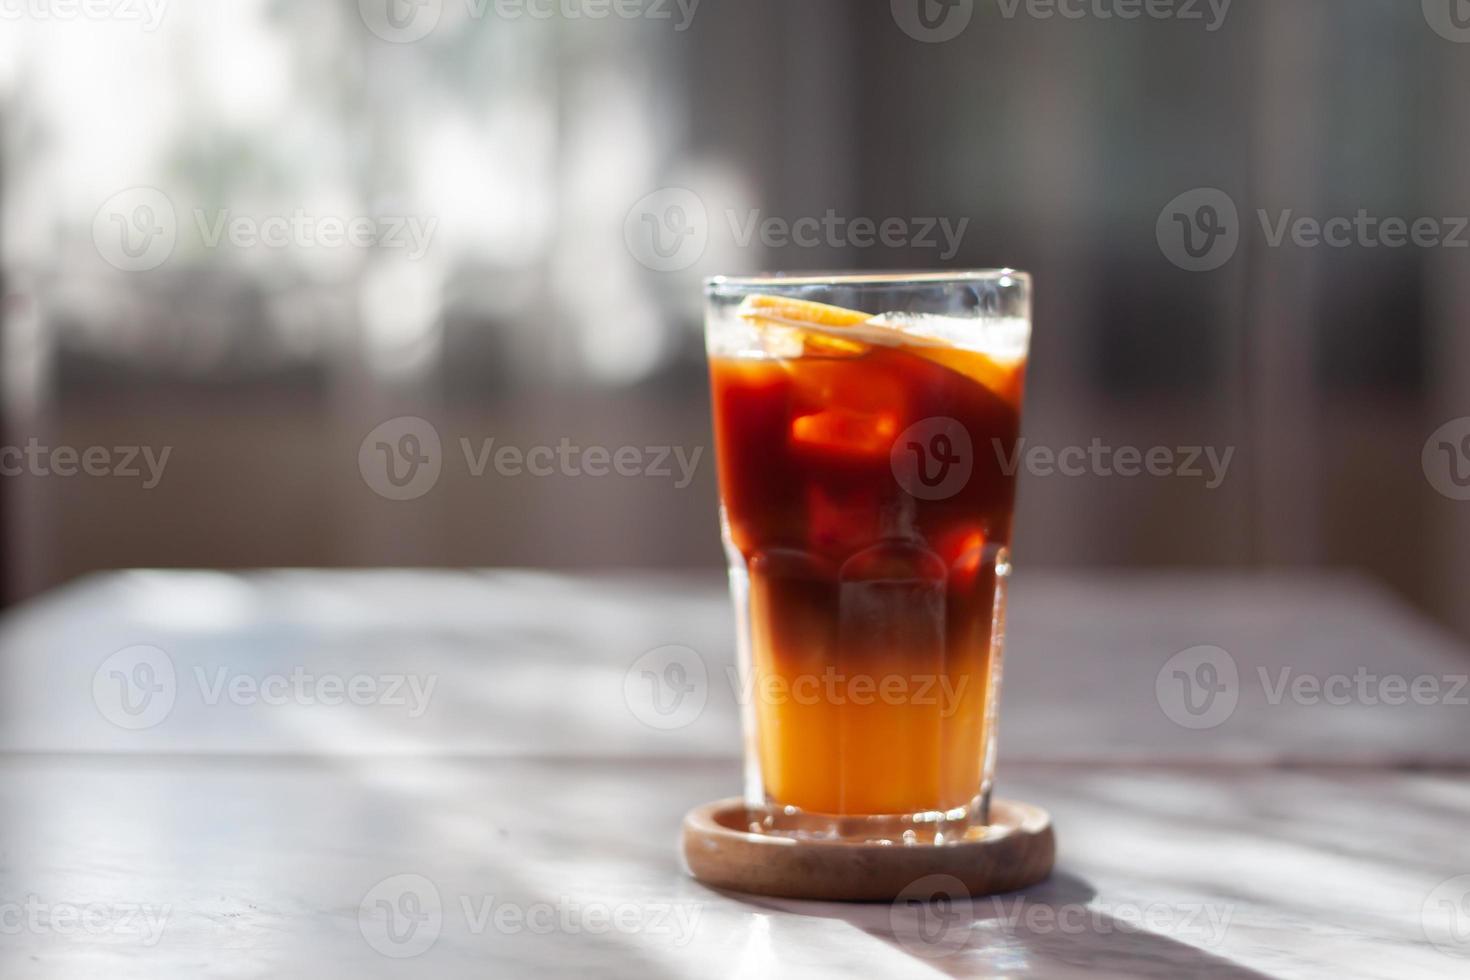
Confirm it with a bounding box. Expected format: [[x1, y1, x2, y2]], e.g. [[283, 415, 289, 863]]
[[710, 342, 1023, 816]]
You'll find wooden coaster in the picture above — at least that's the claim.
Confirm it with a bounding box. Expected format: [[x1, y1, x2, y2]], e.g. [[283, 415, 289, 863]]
[[681, 797, 1055, 902]]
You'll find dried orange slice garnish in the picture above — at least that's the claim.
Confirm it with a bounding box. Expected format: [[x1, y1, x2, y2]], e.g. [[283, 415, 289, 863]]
[[736, 293, 1026, 405], [738, 294, 872, 328], [737, 294, 872, 357], [914, 347, 1026, 408]]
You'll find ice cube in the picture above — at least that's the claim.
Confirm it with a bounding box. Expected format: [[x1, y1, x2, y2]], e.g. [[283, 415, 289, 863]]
[[791, 409, 898, 457], [785, 359, 905, 458]]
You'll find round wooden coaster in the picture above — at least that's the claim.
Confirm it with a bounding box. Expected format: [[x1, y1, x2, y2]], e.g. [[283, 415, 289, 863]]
[[681, 797, 1055, 902]]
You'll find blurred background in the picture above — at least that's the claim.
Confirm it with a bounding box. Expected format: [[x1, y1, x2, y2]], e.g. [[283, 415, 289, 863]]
[[1, 0, 1468, 640]]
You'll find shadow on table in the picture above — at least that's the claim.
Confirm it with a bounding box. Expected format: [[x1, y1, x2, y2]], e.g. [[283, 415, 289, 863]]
[[714, 872, 1274, 979]]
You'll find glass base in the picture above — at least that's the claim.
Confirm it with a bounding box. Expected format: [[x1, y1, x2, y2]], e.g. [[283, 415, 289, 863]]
[[741, 790, 993, 845]]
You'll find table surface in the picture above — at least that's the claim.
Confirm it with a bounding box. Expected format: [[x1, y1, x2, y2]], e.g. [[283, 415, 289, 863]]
[[2, 568, 1468, 978]]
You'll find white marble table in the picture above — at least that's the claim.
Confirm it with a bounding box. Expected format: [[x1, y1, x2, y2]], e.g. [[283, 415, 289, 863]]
[[1, 569, 1468, 978]]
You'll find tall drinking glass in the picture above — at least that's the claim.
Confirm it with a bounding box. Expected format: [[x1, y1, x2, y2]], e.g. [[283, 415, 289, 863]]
[[705, 272, 1031, 842]]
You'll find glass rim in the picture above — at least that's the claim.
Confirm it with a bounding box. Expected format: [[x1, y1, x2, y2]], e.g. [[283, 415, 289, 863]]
[[704, 269, 1030, 292]]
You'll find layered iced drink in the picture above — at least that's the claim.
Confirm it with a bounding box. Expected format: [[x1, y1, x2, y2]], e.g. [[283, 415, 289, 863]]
[[706, 273, 1030, 835]]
